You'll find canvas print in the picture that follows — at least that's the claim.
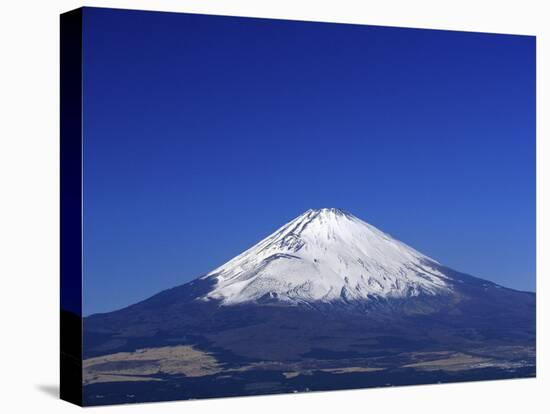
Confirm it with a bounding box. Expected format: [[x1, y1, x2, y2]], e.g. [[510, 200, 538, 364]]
[[60, 7, 536, 406]]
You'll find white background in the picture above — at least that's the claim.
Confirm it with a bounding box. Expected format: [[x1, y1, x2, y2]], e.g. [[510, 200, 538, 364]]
[[0, 0, 547, 412]]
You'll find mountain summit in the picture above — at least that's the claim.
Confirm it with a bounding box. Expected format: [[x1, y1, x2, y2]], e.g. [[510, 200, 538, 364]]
[[201, 208, 451, 305]]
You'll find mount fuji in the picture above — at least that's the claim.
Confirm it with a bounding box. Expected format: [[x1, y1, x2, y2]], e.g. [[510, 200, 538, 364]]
[[83, 208, 535, 404]]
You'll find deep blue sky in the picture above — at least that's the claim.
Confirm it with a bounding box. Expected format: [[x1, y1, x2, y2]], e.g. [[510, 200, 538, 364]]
[[82, 7, 535, 316]]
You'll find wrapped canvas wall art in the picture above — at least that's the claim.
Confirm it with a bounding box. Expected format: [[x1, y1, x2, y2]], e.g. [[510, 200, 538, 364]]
[[60, 7, 536, 406]]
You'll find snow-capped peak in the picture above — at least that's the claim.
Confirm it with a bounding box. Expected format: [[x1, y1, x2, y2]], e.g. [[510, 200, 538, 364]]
[[201, 208, 451, 305]]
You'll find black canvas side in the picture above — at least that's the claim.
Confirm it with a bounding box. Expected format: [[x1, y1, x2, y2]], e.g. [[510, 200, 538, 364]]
[[60, 8, 83, 407]]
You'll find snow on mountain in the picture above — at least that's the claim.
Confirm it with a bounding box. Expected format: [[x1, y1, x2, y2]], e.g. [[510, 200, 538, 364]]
[[200, 208, 452, 305]]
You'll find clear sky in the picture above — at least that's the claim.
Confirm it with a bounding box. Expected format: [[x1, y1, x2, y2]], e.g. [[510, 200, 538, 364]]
[[82, 7, 535, 316]]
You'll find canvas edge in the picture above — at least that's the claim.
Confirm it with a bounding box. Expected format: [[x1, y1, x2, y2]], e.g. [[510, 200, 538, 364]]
[[60, 7, 84, 407]]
